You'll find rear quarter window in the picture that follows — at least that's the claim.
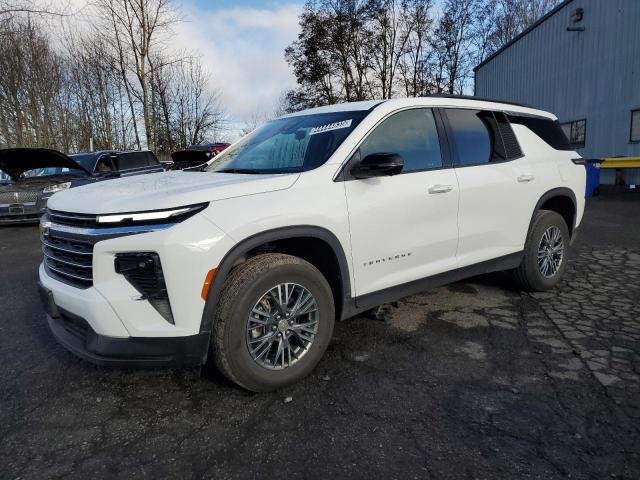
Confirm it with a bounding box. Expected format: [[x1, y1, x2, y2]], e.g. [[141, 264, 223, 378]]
[[507, 114, 572, 151], [116, 152, 156, 170]]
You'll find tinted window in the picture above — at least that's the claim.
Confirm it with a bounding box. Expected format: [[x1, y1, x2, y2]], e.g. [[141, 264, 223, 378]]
[[96, 157, 114, 173], [359, 108, 442, 172], [70, 153, 97, 171], [116, 152, 151, 170], [509, 114, 572, 150], [446, 109, 491, 166]]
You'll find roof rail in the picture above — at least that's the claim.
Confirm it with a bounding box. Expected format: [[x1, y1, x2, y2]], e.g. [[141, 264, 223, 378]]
[[423, 93, 533, 109]]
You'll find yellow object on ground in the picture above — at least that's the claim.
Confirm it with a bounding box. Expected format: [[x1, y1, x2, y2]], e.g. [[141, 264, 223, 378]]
[[600, 157, 640, 169]]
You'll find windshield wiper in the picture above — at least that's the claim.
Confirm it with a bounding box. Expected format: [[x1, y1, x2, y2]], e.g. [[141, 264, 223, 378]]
[[217, 168, 262, 174]]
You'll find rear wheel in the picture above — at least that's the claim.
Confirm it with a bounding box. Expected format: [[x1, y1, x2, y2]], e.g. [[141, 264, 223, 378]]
[[210, 253, 335, 392], [513, 210, 570, 291]]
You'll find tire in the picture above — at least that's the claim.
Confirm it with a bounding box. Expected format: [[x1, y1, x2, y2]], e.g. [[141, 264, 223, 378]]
[[210, 253, 335, 392], [512, 210, 570, 292]]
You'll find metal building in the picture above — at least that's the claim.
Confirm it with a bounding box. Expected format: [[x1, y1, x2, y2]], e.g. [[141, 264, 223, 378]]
[[474, 0, 640, 185]]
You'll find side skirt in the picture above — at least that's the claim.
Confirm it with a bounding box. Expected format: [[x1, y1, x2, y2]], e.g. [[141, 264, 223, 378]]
[[341, 251, 523, 320]]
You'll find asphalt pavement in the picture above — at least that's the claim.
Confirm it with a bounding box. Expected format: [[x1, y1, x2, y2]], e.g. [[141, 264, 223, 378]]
[[1, 190, 639, 479]]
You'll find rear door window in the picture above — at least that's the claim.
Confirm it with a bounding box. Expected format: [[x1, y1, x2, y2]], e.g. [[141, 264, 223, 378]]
[[445, 109, 492, 166], [359, 108, 443, 172]]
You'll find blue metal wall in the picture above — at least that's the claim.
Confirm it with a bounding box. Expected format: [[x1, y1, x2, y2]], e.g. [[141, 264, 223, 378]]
[[475, 0, 640, 184]]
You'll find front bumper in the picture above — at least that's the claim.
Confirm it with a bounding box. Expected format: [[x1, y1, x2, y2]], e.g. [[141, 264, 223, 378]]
[[0, 203, 43, 224], [39, 281, 209, 366], [0, 194, 49, 224]]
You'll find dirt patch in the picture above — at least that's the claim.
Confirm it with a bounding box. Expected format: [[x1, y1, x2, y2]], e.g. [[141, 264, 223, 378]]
[[456, 341, 487, 360], [440, 311, 489, 329], [406, 283, 514, 311]]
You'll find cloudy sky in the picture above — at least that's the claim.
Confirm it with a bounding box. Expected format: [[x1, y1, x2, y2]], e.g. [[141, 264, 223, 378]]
[[174, 0, 304, 123], [61, 0, 304, 130]]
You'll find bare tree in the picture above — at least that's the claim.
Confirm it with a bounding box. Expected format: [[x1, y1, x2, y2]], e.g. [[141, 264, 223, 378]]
[[430, 0, 476, 94], [96, 0, 176, 150], [488, 0, 561, 53], [367, 0, 415, 99], [0, 0, 73, 19], [0, 11, 226, 154], [172, 58, 226, 148], [398, 0, 436, 96]]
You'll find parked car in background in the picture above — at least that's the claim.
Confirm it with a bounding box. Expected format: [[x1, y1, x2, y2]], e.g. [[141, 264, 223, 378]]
[[70, 150, 164, 177], [0, 148, 91, 224], [37, 97, 585, 391], [168, 142, 231, 171], [0, 148, 164, 224], [188, 142, 231, 157]]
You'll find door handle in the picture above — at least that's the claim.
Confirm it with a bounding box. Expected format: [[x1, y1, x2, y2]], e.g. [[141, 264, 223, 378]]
[[517, 174, 535, 183], [428, 184, 453, 194]]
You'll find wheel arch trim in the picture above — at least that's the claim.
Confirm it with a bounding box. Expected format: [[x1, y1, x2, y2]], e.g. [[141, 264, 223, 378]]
[[199, 225, 352, 335], [529, 187, 577, 236]]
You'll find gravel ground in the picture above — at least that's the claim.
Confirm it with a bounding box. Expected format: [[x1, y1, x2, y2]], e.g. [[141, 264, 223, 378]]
[[1, 190, 639, 479]]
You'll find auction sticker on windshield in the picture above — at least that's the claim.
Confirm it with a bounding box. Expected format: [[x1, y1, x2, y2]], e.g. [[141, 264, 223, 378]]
[[309, 119, 352, 135]]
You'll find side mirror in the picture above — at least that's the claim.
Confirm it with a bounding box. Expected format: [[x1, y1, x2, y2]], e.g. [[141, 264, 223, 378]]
[[350, 153, 404, 179]]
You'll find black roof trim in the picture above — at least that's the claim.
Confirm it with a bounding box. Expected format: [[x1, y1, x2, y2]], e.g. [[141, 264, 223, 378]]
[[474, 0, 575, 72], [425, 94, 533, 109], [367, 100, 386, 112]]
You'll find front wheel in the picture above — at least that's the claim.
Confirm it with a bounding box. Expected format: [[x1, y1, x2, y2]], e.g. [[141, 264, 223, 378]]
[[210, 253, 335, 392], [512, 210, 570, 291]]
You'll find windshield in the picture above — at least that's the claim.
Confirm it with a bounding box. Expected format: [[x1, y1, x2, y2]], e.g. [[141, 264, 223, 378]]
[[207, 111, 368, 174], [21, 167, 84, 178]]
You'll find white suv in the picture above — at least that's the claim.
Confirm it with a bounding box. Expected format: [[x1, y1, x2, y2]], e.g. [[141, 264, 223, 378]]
[[37, 96, 586, 391]]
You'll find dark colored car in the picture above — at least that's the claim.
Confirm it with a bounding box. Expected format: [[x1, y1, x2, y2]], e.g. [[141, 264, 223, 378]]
[[70, 149, 165, 178], [0, 148, 164, 224], [168, 142, 231, 171]]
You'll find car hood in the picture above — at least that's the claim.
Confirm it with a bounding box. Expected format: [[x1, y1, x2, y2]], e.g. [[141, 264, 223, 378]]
[[0, 148, 91, 180], [47, 170, 300, 214]]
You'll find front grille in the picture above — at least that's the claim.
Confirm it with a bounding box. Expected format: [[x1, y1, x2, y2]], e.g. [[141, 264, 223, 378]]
[[42, 210, 175, 290], [42, 230, 94, 288], [47, 209, 98, 228], [0, 190, 40, 203]]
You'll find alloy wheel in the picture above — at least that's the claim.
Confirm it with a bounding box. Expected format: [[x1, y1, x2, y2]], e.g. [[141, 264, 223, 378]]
[[246, 283, 319, 370], [537, 226, 564, 278]]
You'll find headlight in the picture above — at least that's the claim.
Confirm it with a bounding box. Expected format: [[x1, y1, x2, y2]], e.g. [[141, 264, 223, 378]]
[[43, 182, 71, 194], [96, 203, 208, 225]]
